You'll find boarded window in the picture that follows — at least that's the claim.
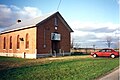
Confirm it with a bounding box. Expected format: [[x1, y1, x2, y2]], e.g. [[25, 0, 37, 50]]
[[10, 36, 12, 49], [26, 33, 29, 49], [54, 18, 58, 26], [17, 35, 20, 49], [3, 37, 6, 49]]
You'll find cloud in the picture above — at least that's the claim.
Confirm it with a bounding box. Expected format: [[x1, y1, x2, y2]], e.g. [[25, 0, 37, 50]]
[[70, 20, 119, 32], [118, 0, 120, 4], [19, 7, 42, 19], [0, 4, 42, 28], [91, 27, 116, 33], [70, 20, 120, 48], [70, 20, 120, 37]]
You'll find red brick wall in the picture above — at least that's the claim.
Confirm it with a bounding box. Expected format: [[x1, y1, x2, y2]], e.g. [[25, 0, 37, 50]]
[[37, 14, 71, 54]]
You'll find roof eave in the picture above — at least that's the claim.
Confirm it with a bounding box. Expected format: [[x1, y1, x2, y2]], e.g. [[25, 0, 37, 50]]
[[1, 25, 36, 34], [56, 12, 74, 32]]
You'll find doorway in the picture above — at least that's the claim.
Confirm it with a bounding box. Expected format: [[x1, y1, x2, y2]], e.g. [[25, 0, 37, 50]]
[[51, 40, 60, 55]]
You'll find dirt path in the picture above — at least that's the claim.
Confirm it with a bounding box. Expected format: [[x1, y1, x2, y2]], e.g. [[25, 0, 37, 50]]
[[47, 55, 92, 60]]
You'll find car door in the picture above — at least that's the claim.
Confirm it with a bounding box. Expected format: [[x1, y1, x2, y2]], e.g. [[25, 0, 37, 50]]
[[101, 49, 106, 56], [97, 49, 105, 56], [104, 49, 111, 56]]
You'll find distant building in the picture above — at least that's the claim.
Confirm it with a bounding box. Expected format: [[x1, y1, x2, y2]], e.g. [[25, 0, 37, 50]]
[[0, 12, 73, 59]]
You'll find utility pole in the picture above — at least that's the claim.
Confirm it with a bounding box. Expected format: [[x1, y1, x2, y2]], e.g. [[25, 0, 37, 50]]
[[93, 44, 95, 51]]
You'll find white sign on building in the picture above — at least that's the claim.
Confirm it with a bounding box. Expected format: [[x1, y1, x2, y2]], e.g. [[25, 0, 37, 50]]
[[51, 33, 61, 41]]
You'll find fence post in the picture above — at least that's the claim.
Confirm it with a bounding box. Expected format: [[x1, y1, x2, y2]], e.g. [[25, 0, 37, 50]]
[[63, 50, 64, 56]]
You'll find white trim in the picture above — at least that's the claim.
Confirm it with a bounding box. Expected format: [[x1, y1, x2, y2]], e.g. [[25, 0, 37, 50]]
[[0, 52, 37, 59], [25, 49, 29, 50], [0, 52, 71, 59], [1, 25, 35, 34], [24, 53, 37, 59]]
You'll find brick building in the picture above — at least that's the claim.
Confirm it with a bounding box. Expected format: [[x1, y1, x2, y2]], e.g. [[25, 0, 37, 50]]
[[0, 12, 73, 59]]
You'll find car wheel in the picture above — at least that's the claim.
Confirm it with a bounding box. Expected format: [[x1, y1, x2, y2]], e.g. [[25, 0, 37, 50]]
[[93, 54, 97, 58], [111, 54, 115, 58]]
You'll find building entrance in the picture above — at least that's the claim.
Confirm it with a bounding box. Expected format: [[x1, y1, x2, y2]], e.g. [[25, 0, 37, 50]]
[[51, 40, 60, 55]]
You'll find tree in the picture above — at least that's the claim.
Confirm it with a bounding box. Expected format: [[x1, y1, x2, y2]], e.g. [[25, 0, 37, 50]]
[[92, 44, 96, 51], [106, 36, 112, 48], [71, 38, 75, 48], [71, 38, 81, 49]]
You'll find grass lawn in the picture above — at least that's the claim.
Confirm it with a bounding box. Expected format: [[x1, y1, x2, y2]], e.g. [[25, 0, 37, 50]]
[[0, 56, 119, 80]]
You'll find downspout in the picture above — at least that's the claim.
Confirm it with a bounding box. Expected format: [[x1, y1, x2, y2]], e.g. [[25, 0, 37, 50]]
[[44, 28, 46, 48]]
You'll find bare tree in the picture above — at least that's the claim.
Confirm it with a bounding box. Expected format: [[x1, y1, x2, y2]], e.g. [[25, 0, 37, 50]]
[[71, 38, 74, 48], [74, 43, 81, 49], [92, 44, 96, 51], [106, 36, 112, 48], [71, 38, 81, 49], [114, 41, 119, 49]]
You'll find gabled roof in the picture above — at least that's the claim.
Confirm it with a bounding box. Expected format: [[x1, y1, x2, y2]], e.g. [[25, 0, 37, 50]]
[[1, 11, 73, 34]]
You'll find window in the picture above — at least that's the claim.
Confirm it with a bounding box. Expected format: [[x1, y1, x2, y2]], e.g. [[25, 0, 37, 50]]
[[106, 49, 111, 52], [10, 36, 12, 49], [26, 33, 29, 49], [17, 35, 20, 49], [99, 49, 105, 52], [102, 50, 106, 52], [3, 37, 6, 49], [54, 18, 58, 26]]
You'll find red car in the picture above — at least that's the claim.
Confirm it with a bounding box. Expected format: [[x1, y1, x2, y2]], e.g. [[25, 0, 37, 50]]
[[91, 48, 119, 58]]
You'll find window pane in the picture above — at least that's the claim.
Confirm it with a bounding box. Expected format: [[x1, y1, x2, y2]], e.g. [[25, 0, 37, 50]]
[[54, 18, 58, 26], [17, 35, 20, 49], [26, 33, 29, 49], [3, 37, 6, 49], [10, 36, 12, 49]]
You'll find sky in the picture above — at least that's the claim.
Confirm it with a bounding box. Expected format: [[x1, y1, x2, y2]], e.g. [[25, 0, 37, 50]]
[[0, 0, 120, 48]]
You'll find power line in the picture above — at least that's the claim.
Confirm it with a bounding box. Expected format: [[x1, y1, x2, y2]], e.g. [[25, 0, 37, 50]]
[[57, 0, 62, 11]]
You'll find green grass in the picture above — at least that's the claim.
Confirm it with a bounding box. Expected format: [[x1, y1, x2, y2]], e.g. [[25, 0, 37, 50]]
[[0, 56, 119, 80], [0, 56, 26, 62]]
